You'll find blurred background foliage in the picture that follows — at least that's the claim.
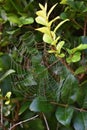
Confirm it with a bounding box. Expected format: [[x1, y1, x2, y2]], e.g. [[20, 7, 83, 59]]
[[0, 0, 87, 130]]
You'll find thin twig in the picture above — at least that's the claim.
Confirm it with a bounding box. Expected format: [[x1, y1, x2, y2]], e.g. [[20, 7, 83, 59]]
[[50, 101, 87, 112], [84, 18, 87, 36], [1, 99, 3, 126], [58, 57, 75, 75], [71, 19, 83, 30], [50, 101, 68, 108], [42, 113, 50, 130], [0, 122, 6, 130], [9, 115, 39, 130], [36, 59, 59, 77]]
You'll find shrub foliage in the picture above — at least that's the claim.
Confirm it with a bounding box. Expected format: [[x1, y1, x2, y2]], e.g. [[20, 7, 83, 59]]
[[0, 0, 87, 130]]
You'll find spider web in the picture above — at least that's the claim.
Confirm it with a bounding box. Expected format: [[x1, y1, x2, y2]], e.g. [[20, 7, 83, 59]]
[[10, 32, 64, 102]]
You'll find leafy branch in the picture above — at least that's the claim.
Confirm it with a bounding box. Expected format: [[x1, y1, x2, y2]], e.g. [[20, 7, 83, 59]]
[[35, 3, 87, 79], [36, 3, 87, 62]]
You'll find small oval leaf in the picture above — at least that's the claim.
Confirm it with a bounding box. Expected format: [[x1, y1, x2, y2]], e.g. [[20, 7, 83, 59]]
[[43, 34, 53, 44], [29, 97, 53, 112], [55, 107, 74, 126]]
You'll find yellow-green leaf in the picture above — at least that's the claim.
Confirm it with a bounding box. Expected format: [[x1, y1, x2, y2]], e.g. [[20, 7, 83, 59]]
[[51, 36, 60, 45], [67, 44, 87, 54], [43, 34, 53, 44], [51, 31, 56, 40], [5, 92, 11, 105], [0, 68, 2, 71], [60, 0, 67, 4], [49, 16, 60, 27], [5, 100, 10, 105], [44, 2, 47, 12], [47, 3, 58, 18], [48, 50, 56, 53], [58, 53, 65, 58], [66, 52, 81, 63], [56, 41, 65, 54], [39, 3, 45, 10], [35, 16, 47, 25], [39, 3, 47, 13], [36, 10, 46, 18], [72, 52, 81, 62], [75, 44, 87, 51], [54, 19, 69, 33], [5, 92, 11, 98], [36, 27, 50, 35]]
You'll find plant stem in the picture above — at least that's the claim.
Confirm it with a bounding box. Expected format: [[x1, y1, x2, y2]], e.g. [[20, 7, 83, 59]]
[[50, 101, 87, 112], [58, 57, 75, 75], [84, 18, 87, 36], [0, 99, 3, 126], [42, 113, 50, 130], [9, 115, 39, 130], [71, 19, 83, 30]]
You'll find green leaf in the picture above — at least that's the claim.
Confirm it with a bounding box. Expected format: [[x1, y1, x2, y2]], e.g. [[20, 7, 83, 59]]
[[19, 17, 34, 27], [59, 126, 73, 130], [60, 12, 68, 20], [71, 52, 81, 62], [7, 14, 20, 25], [73, 112, 87, 130], [66, 52, 81, 63], [66, 48, 72, 54], [7, 14, 34, 27], [27, 118, 44, 130], [57, 53, 65, 58], [75, 66, 86, 75], [83, 8, 87, 13], [76, 44, 87, 51], [6, 28, 20, 35], [43, 33, 53, 44], [0, 69, 15, 82], [0, 68, 2, 71], [19, 102, 30, 115], [55, 107, 74, 126], [29, 97, 53, 112], [61, 74, 79, 104], [60, 0, 67, 4], [67, 44, 87, 55], [78, 83, 87, 108]]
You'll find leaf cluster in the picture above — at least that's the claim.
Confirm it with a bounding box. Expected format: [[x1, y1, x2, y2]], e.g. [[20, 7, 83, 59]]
[[0, 1, 87, 130]]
